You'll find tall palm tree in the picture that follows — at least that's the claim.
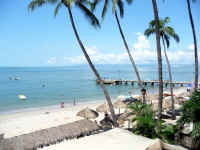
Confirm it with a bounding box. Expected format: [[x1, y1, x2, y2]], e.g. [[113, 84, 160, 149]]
[[186, 0, 198, 91], [28, 0, 118, 126], [144, 17, 180, 119], [151, 0, 163, 119], [91, 0, 145, 103]]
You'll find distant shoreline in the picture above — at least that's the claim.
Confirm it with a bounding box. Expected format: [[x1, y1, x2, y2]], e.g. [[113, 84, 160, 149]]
[[0, 86, 186, 115], [0, 99, 105, 115]]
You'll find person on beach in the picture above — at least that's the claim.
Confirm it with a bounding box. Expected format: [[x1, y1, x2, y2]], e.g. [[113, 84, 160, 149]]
[[60, 102, 64, 108], [187, 83, 192, 92], [104, 113, 114, 125], [100, 113, 114, 130]]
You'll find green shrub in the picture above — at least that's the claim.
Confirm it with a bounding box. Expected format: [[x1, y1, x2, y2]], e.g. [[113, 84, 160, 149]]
[[129, 102, 157, 138], [178, 90, 200, 140], [129, 102, 177, 143], [159, 124, 178, 144]]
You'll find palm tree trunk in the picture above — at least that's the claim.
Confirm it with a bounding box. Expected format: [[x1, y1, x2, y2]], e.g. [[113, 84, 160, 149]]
[[114, 11, 143, 88], [152, 0, 163, 119], [65, 4, 118, 126], [161, 37, 175, 120], [114, 11, 146, 104], [187, 0, 198, 91]]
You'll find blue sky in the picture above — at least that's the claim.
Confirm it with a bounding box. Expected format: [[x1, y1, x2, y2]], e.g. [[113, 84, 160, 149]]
[[0, 0, 200, 66]]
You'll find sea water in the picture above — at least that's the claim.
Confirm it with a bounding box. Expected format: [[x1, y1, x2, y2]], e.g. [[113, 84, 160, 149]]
[[0, 64, 196, 113]]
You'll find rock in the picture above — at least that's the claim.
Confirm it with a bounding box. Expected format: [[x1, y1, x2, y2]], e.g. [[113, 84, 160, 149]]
[[146, 139, 188, 150], [146, 139, 162, 150]]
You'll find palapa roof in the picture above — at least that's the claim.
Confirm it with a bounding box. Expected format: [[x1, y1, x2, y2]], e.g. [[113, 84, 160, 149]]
[[96, 103, 109, 113], [77, 107, 99, 119], [113, 100, 127, 109], [0, 119, 100, 150]]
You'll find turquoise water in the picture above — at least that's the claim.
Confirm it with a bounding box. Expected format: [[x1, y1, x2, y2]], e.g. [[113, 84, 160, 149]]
[[0, 64, 196, 113]]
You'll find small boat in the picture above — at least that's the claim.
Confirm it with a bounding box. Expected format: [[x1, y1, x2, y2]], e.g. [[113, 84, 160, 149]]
[[8, 77, 13, 80], [18, 94, 27, 100], [15, 77, 20, 80]]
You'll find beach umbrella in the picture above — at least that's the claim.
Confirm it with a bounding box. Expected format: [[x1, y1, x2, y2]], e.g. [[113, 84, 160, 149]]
[[113, 100, 127, 109], [96, 103, 109, 113], [77, 108, 99, 119], [113, 100, 127, 114]]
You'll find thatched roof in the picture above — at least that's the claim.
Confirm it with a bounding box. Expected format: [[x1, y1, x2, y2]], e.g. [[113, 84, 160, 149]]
[[77, 108, 99, 119], [113, 100, 127, 109], [0, 119, 100, 150], [96, 103, 109, 113]]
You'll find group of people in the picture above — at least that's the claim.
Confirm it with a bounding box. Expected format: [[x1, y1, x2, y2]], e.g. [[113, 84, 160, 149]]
[[186, 83, 194, 92]]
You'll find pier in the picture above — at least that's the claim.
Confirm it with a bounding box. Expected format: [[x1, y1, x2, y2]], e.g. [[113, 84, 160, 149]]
[[96, 79, 192, 87]]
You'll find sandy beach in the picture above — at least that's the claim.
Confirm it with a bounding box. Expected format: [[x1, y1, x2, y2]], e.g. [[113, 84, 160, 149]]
[[0, 101, 106, 138], [0, 87, 188, 138], [0, 87, 189, 150]]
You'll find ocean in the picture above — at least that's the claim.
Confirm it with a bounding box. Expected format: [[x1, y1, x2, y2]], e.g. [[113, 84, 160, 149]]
[[0, 64, 196, 113]]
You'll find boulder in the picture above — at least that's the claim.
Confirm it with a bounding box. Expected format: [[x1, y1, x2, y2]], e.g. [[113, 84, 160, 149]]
[[146, 139, 188, 150], [146, 139, 162, 150]]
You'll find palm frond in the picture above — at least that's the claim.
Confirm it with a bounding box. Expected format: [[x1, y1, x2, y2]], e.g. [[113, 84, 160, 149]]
[[145, 17, 180, 49], [28, 0, 46, 11], [47, 0, 58, 4], [149, 20, 155, 28], [126, 0, 133, 4], [28, 0, 59, 11], [144, 28, 155, 37], [164, 17, 170, 24], [75, 1, 100, 28], [54, 1, 62, 17], [163, 34, 170, 48], [102, 0, 109, 20], [117, 0, 124, 18], [90, 0, 100, 11], [164, 26, 179, 43], [173, 33, 180, 43]]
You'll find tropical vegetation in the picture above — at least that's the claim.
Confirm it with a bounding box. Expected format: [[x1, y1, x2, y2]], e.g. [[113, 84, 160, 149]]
[[27, 0, 199, 132], [178, 91, 200, 140], [144, 17, 180, 119], [28, 0, 118, 126], [128, 102, 177, 143]]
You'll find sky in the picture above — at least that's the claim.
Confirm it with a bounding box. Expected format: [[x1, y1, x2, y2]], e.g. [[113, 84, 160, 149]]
[[0, 0, 200, 67]]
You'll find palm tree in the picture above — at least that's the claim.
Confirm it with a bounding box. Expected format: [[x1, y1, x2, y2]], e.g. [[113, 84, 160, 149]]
[[91, 0, 145, 103], [186, 0, 198, 91], [144, 17, 180, 119], [28, 0, 118, 126], [151, 0, 163, 119]]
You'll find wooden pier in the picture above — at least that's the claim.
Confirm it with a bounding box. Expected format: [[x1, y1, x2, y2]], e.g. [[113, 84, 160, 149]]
[[96, 79, 192, 87]]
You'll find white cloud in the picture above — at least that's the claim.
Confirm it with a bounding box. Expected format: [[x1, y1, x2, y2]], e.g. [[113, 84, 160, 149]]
[[63, 34, 199, 65], [133, 33, 150, 50], [47, 57, 56, 64], [188, 44, 194, 50]]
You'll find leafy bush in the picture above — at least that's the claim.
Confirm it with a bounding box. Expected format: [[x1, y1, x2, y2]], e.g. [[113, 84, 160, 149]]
[[132, 105, 158, 138], [128, 101, 146, 115], [159, 124, 178, 144], [129, 102, 177, 143], [178, 90, 200, 140]]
